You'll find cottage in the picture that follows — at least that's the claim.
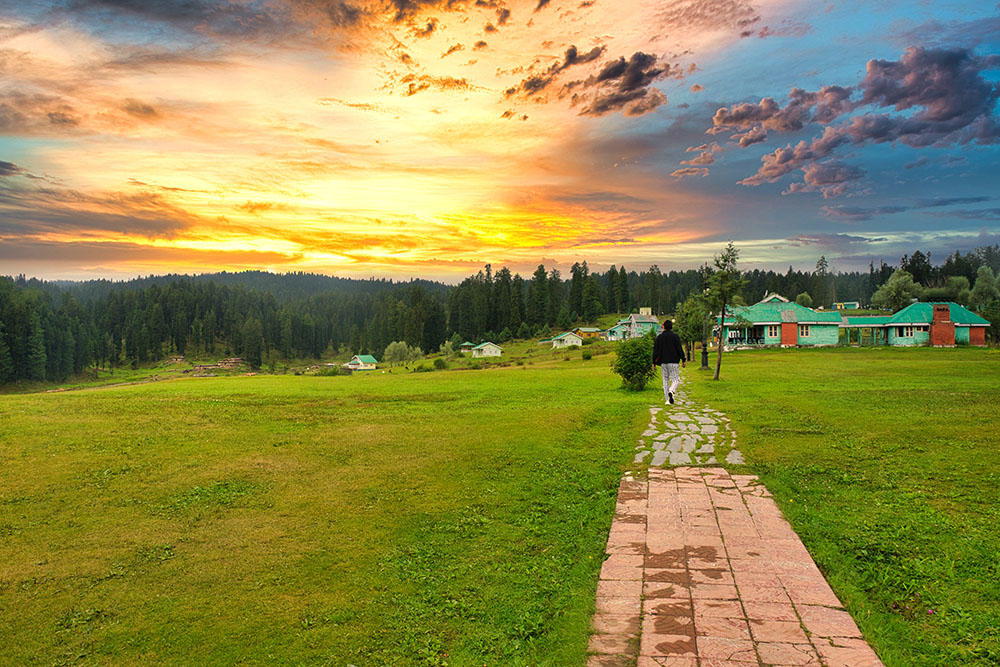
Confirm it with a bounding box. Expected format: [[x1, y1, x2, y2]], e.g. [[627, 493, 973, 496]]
[[627, 313, 662, 339], [550, 331, 584, 348], [844, 302, 988, 347], [833, 301, 861, 310], [720, 298, 842, 348], [458, 341, 476, 353], [572, 327, 602, 339], [471, 342, 502, 357], [603, 321, 629, 341], [343, 354, 378, 371]]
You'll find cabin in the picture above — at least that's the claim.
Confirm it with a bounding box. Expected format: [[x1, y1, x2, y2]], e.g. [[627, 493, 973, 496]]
[[471, 342, 502, 358], [603, 321, 629, 341], [627, 313, 662, 339], [343, 354, 378, 371], [833, 301, 861, 310], [844, 302, 988, 347], [458, 341, 476, 353], [572, 327, 602, 339], [720, 298, 842, 348], [550, 331, 584, 348]]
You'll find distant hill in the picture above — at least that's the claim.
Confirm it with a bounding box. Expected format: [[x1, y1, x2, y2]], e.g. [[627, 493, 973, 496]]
[[49, 270, 452, 303]]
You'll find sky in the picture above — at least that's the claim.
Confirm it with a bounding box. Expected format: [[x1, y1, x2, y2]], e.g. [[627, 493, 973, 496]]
[[0, 0, 999, 282]]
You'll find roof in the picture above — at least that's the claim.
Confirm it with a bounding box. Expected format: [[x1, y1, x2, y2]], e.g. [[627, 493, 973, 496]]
[[459, 341, 475, 347], [630, 314, 660, 322], [844, 316, 893, 327], [888, 302, 990, 326], [575, 327, 601, 332], [608, 322, 628, 330], [353, 355, 378, 364], [552, 331, 583, 340], [759, 292, 789, 303], [723, 301, 842, 325], [471, 342, 501, 350]]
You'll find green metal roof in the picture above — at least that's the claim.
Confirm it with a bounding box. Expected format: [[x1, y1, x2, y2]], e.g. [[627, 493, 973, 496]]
[[723, 301, 842, 325], [459, 341, 475, 347], [844, 316, 892, 326], [888, 302, 990, 326], [471, 342, 501, 350], [575, 327, 601, 332], [552, 331, 583, 340], [354, 355, 378, 364]]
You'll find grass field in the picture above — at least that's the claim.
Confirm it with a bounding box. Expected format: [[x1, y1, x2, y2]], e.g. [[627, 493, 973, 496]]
[[685, 346, 1000, 666], [3, 346, 999, 666], [0, 354, 648, 666]]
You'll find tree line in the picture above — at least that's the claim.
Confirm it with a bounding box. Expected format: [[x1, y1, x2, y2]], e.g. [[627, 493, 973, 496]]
[[2, 244, 998, 385]]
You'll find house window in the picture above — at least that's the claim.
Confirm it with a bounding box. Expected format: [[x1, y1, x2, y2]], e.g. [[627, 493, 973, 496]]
[[798, 324, 810, 337], [767, 325, 779, 338], [897, 326, 913, 337]]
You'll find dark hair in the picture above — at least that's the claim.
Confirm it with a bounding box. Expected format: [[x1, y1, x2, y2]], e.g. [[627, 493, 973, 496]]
[[663, 320, 673, 330]]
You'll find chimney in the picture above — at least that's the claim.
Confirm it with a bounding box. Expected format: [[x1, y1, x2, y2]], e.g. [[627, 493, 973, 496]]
[[930, 304, 955, 347]]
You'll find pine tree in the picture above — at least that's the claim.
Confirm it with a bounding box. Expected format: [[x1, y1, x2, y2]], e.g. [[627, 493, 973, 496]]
[[0, 324, 13, 383], [26, 311, 47, 381]]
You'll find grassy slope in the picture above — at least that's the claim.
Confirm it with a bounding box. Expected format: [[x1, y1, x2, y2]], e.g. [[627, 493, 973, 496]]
[[685, 347, 1000, 666], [0, 356, 648, 666]]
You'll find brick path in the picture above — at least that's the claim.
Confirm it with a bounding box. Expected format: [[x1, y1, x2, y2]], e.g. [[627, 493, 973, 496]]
[[589, 467, 883, 667]]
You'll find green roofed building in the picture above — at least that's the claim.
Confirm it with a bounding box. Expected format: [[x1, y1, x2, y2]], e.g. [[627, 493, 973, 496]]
[[720, 298, 842, 348], [344, 354, 378, 371], [844, 302, 988, 347]]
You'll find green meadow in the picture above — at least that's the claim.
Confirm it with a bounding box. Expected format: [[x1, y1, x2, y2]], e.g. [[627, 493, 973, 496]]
[[685, 346, 1000, 666], [0, 354, 649, 666], [2, 346, 999, 665]]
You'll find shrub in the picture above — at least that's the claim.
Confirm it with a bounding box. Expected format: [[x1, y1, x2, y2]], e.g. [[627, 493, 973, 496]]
[[612, 333, 655, 391], [315, 365, 346, 376], [468, 361, 483, 370], [433, 357, 447, 369], [582, 351, 593, 361], [582, 338, 595, 346]]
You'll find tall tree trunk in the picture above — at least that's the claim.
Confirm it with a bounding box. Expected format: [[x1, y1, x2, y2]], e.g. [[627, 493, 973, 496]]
[[700, 318, 710, 370], [714, 300, 726, 380]]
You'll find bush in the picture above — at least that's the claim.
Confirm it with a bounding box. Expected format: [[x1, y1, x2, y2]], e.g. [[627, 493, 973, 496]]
[[314, 365, 347, 376], [612, 333, 655, 391], [582, 338, 595, 345], [582, 351, 593, 360], [433, 357, 447, 369]]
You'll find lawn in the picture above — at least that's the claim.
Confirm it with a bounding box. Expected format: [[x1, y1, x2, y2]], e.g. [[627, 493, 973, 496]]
[[0, 355, 648, 666], [685, 346, 1000, 666]]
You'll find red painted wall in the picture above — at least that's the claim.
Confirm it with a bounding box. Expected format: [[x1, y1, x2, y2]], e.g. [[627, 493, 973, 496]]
[[970, 326, 986, 346], [781, 322, 797, 346]]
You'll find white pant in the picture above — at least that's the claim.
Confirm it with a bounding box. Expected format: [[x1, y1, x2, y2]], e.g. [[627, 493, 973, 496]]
[[661, 363, 680, 400]]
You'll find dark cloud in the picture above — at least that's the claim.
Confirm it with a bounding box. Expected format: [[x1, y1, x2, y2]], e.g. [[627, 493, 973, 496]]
[[496, 7, 510, 24], [690, 83, 704, 93], [656, 0, 760, 35], [484, 22, 497, 32], [713, 47, 1000, 195], [414, 18, 438, 36], [123, 99, 159, 118], [505, 44, 606, 98], [473, 40, 488, 50], [934, 208, 1000, 220], [820, 195, 994, 221], [783, 161, 866, 198], [755, 22, 812, 39], [535, 0, 551, 11], [821, 205, 908, 222], [442, 43, 464, 57], [0, 161, 25, 177], [576, 52, 669, 117], [904, 156, 929, 169]]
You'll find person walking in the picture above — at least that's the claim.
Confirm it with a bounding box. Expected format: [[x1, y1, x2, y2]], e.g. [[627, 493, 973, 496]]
[[652, 319, 686, 404]]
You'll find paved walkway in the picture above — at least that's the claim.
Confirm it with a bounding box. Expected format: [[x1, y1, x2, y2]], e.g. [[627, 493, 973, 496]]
[[589, 395, 883, 666], [636, 393, 745, 467]]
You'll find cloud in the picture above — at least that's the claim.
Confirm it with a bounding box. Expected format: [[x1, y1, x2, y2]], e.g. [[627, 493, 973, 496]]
[[506, 44, 607, 98], [413, 18, 438, 37], [904, 156, 929, 169], [690, 83, 704, 93], [473, 40, 488, 50], [496, 7, 510, 25], [670, 167, 709, 179], [123, 99, 159, 118], [783, 161, 866, 198], [820, 195, 993, 221], [820, 205, 908, 222], [535, 0, 551, 11], [399, 74, 473, 96], [574, 52, 670, 117], [681, 141, 722, 166], [786, 233, 888, 251], [711, 47, 1000, 194], [0, 161, 26, 178]]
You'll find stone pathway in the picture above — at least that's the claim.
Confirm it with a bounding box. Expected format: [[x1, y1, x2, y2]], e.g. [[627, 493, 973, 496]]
[[636, 390, 745, 468], [589, 467, 883, 667]]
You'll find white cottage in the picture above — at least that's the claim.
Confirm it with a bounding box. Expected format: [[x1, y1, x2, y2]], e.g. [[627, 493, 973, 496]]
[[471, 342, 502, 358], [550, 331, 584, 348]]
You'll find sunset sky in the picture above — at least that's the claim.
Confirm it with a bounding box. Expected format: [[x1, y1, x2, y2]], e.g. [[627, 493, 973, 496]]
[[1, 0, 999, 281]]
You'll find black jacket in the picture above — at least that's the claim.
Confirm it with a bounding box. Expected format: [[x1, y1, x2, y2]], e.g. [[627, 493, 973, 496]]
[[653, 330, 685, 365]]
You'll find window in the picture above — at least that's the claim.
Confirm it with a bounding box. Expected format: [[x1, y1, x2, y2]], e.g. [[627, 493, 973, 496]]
[[767, 325, 779, 338], [897, 326, 913, 337], [798, 324, 810, 337]]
